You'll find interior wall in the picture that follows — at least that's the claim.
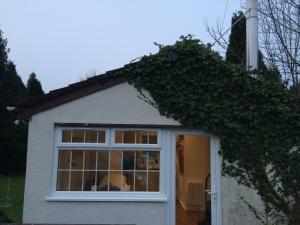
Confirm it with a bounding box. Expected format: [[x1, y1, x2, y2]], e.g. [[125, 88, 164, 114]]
[[176, 135, 210, 210]]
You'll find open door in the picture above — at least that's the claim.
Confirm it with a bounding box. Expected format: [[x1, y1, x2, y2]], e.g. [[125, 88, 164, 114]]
[[170, 131, 221, 225], [210, 135, 222, 225]]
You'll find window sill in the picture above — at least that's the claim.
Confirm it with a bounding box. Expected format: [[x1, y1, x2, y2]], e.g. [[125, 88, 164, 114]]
[[45, 195, 168, 202]]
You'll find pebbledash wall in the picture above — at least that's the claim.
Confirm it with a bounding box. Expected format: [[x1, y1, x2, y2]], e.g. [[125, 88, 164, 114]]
[[23, 82, 261, 225]]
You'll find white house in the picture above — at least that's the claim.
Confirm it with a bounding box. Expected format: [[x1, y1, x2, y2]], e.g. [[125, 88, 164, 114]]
[[18, 68, 262, 225]]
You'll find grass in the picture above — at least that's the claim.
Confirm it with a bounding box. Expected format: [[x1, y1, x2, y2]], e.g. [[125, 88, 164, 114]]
[[0, 175, 25, 223]]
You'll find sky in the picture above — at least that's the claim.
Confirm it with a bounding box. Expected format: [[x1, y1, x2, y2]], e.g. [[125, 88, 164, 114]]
[[0, 0, 243, 92]]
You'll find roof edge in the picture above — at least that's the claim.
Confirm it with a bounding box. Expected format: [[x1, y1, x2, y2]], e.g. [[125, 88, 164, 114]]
[[18, 76, 130, 120]]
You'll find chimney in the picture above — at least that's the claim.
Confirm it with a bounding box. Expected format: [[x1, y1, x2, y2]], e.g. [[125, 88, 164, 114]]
[[246, 0, 258, 70]]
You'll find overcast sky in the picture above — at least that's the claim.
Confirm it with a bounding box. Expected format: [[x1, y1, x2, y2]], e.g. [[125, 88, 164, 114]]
[[0, 0, 243, 92]]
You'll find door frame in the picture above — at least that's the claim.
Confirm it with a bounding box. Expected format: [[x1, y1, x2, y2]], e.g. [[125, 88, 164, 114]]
[[167, 129, 222, 225]]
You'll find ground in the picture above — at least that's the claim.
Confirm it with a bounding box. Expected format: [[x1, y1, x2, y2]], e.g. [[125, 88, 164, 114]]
[[0, 175, 25, 223], [176, 200, 204, 225]]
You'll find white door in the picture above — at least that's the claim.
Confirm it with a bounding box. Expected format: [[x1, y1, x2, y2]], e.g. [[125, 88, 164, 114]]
[[210, 135, 222, 225], [168, 131, 222, 225]]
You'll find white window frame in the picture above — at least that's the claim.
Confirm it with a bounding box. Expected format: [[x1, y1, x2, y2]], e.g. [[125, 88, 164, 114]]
[[47, 126, 167, 202], [110, 128, 162, 148]]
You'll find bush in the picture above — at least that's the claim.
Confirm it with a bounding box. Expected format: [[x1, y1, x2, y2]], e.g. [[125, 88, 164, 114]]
[[0, 208, 12, 223]]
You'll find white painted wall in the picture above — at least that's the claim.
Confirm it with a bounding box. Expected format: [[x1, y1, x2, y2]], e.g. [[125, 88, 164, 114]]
[[23, 81, 263, 225], [34, 82, 181, 126], [221, 176, 264, 225], [23, 82, 178, 225]]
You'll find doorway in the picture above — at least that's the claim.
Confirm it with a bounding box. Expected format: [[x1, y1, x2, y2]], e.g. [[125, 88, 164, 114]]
[[169, 131, 221, 225], [175, 135, 210, 225]]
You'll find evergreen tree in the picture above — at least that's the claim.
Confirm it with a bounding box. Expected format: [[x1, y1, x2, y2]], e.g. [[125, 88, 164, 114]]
[[0, 209, 12, 223], [0, 30, 28, 175], [226, 11, 281, 82], [226, 11, 246, 65], [26, 72, 44, 97]]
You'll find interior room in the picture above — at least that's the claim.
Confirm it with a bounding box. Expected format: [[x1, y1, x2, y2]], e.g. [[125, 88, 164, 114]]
[[176, 135, 211, 225]]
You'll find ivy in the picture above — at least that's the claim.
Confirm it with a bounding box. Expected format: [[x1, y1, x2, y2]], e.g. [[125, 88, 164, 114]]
[[116, 36, 300, 224]]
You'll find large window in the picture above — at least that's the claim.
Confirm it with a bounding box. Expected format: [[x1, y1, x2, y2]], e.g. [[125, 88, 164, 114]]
[[55, 128, 161, 194]]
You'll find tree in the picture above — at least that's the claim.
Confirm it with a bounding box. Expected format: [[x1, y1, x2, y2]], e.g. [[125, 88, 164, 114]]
[[26, 72, 44, 97], [208, 11, 281, 82], [220, 1, 300, 95], [226, 11, 247, 65], [0, 30, 28, 175], [259, 0, 300, 96], [0, 209, 12, 223]]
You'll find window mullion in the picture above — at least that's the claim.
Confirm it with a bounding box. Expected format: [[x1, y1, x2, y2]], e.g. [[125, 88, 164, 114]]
[[71, 130, 73, 143], [95, 151, 98, 192], [146, 151, 149, 192], [108, 151, 111, 191], [81, 150, 85, 191], [68, 151, 72, 191], [121, 151, 123, 191], [133, 151, 136, 192]]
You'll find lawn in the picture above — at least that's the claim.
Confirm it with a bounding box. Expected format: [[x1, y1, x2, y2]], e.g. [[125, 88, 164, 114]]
[[0, 175, 25, 223]]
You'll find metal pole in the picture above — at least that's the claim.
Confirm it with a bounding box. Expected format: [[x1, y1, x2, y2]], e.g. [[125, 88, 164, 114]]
[[246, 0, 258, 70]]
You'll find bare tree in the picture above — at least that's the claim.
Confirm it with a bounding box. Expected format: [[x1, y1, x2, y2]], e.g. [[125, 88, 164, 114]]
[[207, 1, 300, 95], [259, 0, 300, 95], [79, 69, 98, 81]]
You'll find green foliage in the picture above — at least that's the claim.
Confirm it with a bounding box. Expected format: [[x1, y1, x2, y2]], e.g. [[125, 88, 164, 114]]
[[27, 72, 44, 97], [226, 11, 282, 83], [289, 83, 300, 98], [0, 209, 12, 223], [119, 36, 300, 224], [226, 11, 246, 65], [0, 175, 25, 223], [0, 30, 28, 175]]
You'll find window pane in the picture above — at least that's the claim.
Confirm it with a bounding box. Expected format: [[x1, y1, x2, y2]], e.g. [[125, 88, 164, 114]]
[[97, 151, 109, 170], [136, 151, 147, 170], [70, 171, 83, 191], [135, 172, 147, 191], [148, 151, 160, 170], [110, 151, 122, 170], [109, 172, 123, 191], [98, 131, 105, 143], [56, 145, 160, 192], [71, 151, 84, 170], [148, 172, 159, 192], [97, 171, 108, 191], [85, 130, 97, 143], [123, 151, 135, 170], [149, 131, 157, 144], [115, 131, 123, 143], [115, 130, 158, 144], [123, 131, 135, 143], [72, 130, 84, 142], [57, 171, 69, 191], [83, 171, 96, 191], [62, 130, 71, 142], [58, 150, 70, 169], [136, 131, 149, 144], [122, 172, 134, 191], [84, 151, 96, 170]]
